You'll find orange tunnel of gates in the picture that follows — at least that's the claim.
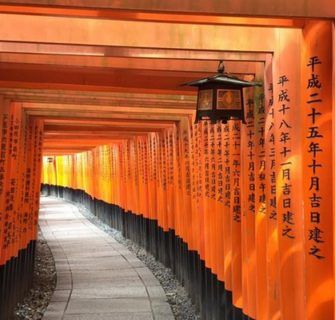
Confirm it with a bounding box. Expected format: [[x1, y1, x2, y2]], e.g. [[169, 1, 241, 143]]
[[41, 18, 335, 313], [0, 10, 334, 320], [41, 20, 334, 320]]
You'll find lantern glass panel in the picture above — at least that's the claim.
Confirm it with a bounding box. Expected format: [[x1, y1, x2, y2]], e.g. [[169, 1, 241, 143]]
[[217, 89, 242, 110], [198, 89, 213, 110]]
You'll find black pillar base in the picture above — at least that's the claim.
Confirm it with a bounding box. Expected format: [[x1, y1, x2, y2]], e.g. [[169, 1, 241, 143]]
[[0, 240, 36, 320]]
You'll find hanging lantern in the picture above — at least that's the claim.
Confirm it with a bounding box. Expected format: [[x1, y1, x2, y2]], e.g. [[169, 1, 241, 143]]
[[184, 61, 261, 123]]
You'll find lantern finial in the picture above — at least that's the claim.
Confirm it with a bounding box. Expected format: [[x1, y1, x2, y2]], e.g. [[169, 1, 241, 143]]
[[217, 60, 225, 74]]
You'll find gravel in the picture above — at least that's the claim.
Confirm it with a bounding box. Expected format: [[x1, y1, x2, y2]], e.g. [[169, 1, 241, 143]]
[[77, 203, 201, 320], [13, 230, 57, 320]]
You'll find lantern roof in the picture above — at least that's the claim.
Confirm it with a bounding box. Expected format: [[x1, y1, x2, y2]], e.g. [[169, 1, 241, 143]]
[[183, 73, 262, 88]]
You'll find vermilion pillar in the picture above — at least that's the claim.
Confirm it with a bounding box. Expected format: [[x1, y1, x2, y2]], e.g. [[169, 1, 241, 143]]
[[273, 28, 305, 320], [302, 20, 334, 320]]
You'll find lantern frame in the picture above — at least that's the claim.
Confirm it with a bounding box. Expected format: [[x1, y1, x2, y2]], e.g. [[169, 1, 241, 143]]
[[183, 63, 261, 124]]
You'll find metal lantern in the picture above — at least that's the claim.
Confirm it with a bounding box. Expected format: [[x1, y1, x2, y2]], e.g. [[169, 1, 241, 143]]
[[184, 62, 261, 123]]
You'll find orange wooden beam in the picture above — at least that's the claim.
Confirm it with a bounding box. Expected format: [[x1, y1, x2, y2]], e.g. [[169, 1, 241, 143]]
[[0, 0, 333, 18], [0, 41, 269, 61], [0, 53, 259, 75], [0, 14, 279, 52], [0, 5, 305, 27]]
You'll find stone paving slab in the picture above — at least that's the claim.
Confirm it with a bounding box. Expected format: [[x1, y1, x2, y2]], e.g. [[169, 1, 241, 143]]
[[62, 313, 154, 320], [40, 197, 174, 320], [70, 287, 148, 300], [66, 298, 152, 314]]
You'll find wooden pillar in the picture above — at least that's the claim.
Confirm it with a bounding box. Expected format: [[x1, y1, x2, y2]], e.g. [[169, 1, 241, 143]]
[[241, 86, 256, 319], [301, 20, 334, 320], [0, 97, 10, 267], [273, 28, 305, 320], [264, 55, 281, 320], [333, 21, 335, 320], [230, 120, 242, 310]]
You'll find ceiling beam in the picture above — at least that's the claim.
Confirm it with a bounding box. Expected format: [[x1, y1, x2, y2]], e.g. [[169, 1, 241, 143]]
[[23, 103, 195, 114], [27, 111, 193, 122], [0, 41, 269, 61], [0, 5, 305, 27], [0, 0, 333, 18], [0, 53, 259, 74], [0, 14, 279, 52], [0, 88, 196, 108]]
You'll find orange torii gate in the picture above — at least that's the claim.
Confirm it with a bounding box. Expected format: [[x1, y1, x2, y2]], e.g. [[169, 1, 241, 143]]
[[41, 21, 334, 320], [0, 4, 334, 320]]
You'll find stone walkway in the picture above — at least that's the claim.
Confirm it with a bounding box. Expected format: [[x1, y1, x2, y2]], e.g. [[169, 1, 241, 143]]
[[39, 197, 174, 320]]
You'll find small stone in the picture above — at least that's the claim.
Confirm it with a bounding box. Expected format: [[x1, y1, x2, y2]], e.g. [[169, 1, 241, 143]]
[[13, 230, 56, 320]]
